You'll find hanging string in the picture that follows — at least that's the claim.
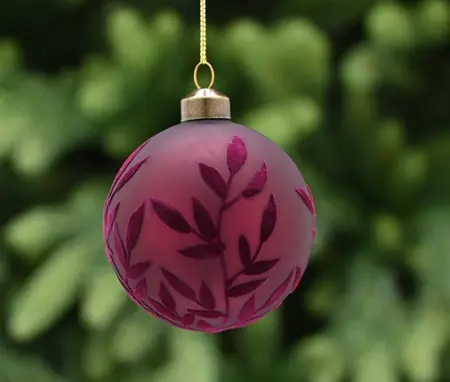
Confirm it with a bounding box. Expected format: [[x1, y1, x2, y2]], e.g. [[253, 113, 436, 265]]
[[194, 0, 215, 89], [199, 0, 207, 64]]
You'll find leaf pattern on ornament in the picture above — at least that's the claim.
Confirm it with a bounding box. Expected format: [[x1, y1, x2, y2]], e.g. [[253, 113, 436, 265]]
[[198, 163, 228, 199], [148, 299, 179, 322], [181, 313, 195, 326], [199, 282, 216, 310], [227, 136, 247, 176], [105, 202, 120, 239], [197, 320, 215, 331], [126, 202, 145, 254], [296, 186, 315, 216], [244, 259, 279, 275], [227, 278, 267, 298], [178, 243, 224, 260], [242, 162, 267, 198], [242, 162, 267, 199], [113, 224, 127, 269], [237, 294, 256, 322], [109, 143, 148, 197], [260, 271, 294, 310], [291, 266, 303, 292], [150, 198, 191, 233], [133, 278, 147, 300], [112, 157, 148, 196], [158, 282, 176, 311], [238, 235, 252, 267], [126, 262, 151, 279], [192, 198, 217, 240], [188, 310, 227, 319], [260, 194, 277, 243], [161, 268, 197, 302]]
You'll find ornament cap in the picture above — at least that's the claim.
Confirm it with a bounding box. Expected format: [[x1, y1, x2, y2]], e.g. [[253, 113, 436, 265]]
[[181, 88, 231, 122]]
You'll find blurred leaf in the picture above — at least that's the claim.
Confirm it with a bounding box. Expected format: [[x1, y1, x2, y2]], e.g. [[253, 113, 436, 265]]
[[244, 98, 321, 149], [107, 6, 156, 73], [4, 205, 71, 262], [366, 2, 415, 52], [402, 304, 449, 382], [111, 308, 162, 364], [81, 265, 127, 330], [155, 330, 219, 382], [332, 258, 405, 364], [7, 238, 92, 342], [238, 310, 282, 370], [288, 335, 345, 382], [83, 331, 113, 380], [352, 340, 398, 382]]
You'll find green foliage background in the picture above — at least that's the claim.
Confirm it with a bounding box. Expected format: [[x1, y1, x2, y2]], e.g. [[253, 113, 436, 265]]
[[0, 0, 449, 381]]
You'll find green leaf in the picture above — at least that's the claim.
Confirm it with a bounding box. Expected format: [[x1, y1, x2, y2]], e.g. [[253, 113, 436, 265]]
[[238, 310, 282, 369], [161, 330, 219, 382], [111, 308, 163, 363], [288, 335, 345, 382], [81, 265, 127, 330], [402, 304, 448, 382], [7, 238, 91, 342], [352, 341, 398, 382], [366, 2, 415, 52], [83, 331, 113, 380], [244, 98, 321, 149], [4, 205, 71, 262], [107, 6, 156, 73]]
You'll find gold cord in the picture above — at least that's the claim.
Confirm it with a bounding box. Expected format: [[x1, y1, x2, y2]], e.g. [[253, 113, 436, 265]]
[[200, 0, 207, 64], [194, 0, 215, 89]]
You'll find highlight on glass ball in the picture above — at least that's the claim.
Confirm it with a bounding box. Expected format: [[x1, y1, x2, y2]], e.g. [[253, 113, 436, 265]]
[[103, 89, 316, 333]]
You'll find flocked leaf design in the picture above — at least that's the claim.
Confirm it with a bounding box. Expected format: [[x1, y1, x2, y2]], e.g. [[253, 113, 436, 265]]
[[161, 268, 197, 302], [126, 202, 145, 254], [199, 282, 216, 310], [181, 313, 195, 326], [244, 259, 279, 275], [148, 299, 179, 322], [126, 262, 151, 279], [133, 278, 147, 300], [197, 320, 215, 331], [238, 294, 256, 322], [227, 278, 267, 298], [192, 198, 216, 240], [260, 271, 294, 310], [296, 186, 315, 216], [291, 266, 303, 292], [198, 163, 228, 199], [105, 202, 120, 238], [178, 243, 224, 260], [112, 157, 148, 196], [109, 144, 148, 197], [238, 235, 252, 267], [158, 282, 176, 311], [227, 136, 247, 176], [188, 310, 227, 319], [113, 224, 127, 269], [242, 162, 267, 198], [260, 194, 277, 243], [150, 198, 191, 233]]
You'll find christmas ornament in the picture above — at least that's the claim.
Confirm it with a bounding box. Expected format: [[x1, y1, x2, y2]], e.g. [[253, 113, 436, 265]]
[[103, 0, 316, 333]]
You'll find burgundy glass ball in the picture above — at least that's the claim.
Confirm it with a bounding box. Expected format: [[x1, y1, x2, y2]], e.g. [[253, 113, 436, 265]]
[[103, 120, 316, 332]]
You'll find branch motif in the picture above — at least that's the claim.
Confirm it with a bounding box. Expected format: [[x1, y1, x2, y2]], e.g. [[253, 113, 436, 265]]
[[105, 137, 313, 331]]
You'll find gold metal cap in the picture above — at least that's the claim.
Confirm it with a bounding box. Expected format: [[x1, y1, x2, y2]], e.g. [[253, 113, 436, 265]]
[[181, 88, 231, 122]]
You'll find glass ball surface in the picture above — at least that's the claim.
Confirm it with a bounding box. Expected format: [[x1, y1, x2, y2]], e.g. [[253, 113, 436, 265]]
[[103, 120, 316, 332]]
